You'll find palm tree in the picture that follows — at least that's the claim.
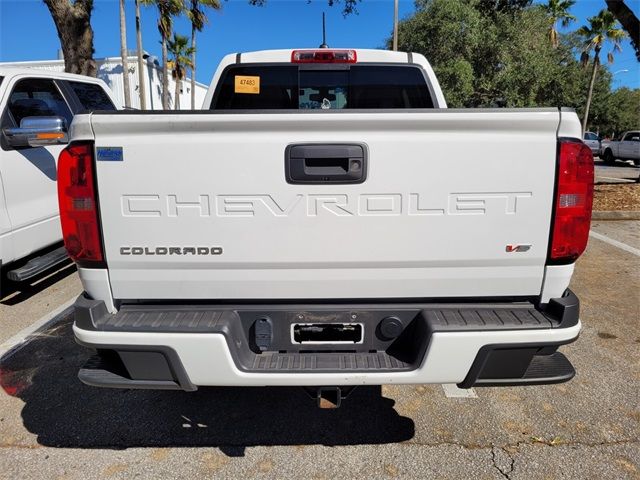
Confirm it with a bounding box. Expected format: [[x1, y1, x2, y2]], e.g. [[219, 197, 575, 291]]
[[167, 33, 195, 110], [119, 0, 132, 108], [134, 0, 147, 109], [605, 0, 640, 61], [142, 0, 185, 109], [577, 9, 627, 135], [187, 0, 221, 109], [542, 0, 576, 48]]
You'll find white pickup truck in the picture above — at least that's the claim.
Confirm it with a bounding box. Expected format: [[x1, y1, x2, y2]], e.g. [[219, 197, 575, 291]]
[[56, 49, 593, 407], [0, 67, 117, 286], [600, 130, 640, 165]]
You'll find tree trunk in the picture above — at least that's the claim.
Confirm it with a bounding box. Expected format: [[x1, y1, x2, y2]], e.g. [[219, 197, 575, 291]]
[[161, 35, 169, 109], [43, 0, 97, 77], [175, 75, 181, 110], [135, 0, 147, 109], [606, 0, 640, 61], [119, 0, 131, 108], [191, 25, 197, 110], [582, 49, 600, 136]]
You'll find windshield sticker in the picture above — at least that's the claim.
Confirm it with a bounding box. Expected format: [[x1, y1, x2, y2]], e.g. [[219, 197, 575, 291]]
[[234, 75, 260, 94]]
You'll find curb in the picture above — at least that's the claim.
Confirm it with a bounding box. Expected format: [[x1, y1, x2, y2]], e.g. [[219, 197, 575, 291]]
[[592, 211, 640, 221]]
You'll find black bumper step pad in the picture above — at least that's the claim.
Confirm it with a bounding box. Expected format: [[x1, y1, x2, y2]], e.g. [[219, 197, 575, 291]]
[[79, 353, 183, 390], [250, 351, 411, 371], [465, 352, 575, 387], [81, 303, 559, 333]]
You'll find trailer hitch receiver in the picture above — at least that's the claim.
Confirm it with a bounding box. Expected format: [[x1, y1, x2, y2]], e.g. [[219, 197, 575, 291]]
[[304, 386, 356, 408]]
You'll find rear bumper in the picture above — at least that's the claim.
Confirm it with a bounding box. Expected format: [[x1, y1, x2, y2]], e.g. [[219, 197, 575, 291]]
[[72, 291, 581, 390]]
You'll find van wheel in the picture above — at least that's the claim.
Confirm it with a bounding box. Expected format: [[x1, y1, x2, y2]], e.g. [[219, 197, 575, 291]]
[[603, 150, 615, 165]]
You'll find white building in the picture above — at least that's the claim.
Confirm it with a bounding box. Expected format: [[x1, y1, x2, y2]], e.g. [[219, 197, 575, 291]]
[[0, 53, 209, 110]]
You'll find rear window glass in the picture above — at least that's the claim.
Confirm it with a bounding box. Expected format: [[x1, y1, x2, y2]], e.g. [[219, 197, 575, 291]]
[[211, 64, 434, 110], [69, 81, 116, 110]]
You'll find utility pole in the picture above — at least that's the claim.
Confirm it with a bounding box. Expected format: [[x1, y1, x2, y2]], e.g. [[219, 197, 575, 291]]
[[393, 0, 399, 51]]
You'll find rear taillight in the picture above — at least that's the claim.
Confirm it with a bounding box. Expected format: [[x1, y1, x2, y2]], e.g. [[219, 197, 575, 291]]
[[57, 142, 103, 264], [548, 139, 594, 264], [291, 49, 357, 63]]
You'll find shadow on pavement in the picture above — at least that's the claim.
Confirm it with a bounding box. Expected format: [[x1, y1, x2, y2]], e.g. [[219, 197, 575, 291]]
[[0, 316, 414, 455], [594, 159, 639, 169]]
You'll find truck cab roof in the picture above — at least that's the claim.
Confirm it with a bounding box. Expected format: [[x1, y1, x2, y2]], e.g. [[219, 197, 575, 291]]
[[229, 48, 417, 64], [0, 65, 111, 86]]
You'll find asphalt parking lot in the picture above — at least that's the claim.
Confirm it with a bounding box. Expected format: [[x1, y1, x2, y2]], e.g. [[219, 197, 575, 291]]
[[0, 220, 638, 479], [594, 158, 639, 184]]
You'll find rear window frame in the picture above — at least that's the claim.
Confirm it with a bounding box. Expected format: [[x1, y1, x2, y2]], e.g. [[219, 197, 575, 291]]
[[209, 62, 440, 112]]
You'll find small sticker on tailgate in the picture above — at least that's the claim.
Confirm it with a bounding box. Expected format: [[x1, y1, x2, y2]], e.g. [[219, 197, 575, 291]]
[[96, 147, 123, 161]]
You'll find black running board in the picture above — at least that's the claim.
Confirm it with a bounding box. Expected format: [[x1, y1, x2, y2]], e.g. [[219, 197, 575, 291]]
[[7, 246, 68, 282]]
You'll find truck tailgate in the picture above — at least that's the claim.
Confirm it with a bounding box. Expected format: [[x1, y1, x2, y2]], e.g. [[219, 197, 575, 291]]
[[90, 110, 559, 300]]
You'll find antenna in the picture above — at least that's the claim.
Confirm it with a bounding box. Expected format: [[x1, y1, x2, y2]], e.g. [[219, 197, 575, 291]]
[[319, 12, 328, 48]]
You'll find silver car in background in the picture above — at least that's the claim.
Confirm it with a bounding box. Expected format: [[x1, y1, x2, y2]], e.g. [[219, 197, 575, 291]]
[[583, 131, 601, 157]]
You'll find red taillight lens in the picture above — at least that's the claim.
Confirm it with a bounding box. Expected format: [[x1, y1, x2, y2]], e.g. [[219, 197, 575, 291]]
[[57, 142, 103, 264], [549, 139, 594, 263], [291, 49, 357, 63]]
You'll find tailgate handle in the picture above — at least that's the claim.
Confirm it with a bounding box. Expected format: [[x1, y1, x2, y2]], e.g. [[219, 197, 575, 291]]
[[285, 144, 367, 184]]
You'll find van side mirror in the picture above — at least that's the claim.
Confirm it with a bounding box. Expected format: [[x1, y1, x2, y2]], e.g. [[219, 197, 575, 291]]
[[2, 116, 68, 148]]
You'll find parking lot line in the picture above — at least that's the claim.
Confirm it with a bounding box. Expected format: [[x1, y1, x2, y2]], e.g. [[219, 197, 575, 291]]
[[0, 297, 76, 361], [589, 230, 640, 257], [441, 384, 478, 398]]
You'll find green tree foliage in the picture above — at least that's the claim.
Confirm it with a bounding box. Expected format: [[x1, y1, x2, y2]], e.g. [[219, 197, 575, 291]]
[[395, 0, 481, 107], [474, 0, 532, 16], [586, 86, 640, 137], [395, 0, 575, 107], [392, 0, 638, 135], [605, 87, 640, 135]]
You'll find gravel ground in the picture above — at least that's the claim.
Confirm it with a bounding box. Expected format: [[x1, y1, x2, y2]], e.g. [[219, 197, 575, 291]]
[[593, 184, 640, 211]]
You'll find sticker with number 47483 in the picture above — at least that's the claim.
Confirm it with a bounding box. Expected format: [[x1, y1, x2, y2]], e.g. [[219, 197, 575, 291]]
[[234, 75, 260, 94]]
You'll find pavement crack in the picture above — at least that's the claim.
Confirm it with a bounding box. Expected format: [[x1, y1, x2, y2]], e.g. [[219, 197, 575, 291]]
[[401, 438, 638, 450], [491, 446, 514, 480]]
